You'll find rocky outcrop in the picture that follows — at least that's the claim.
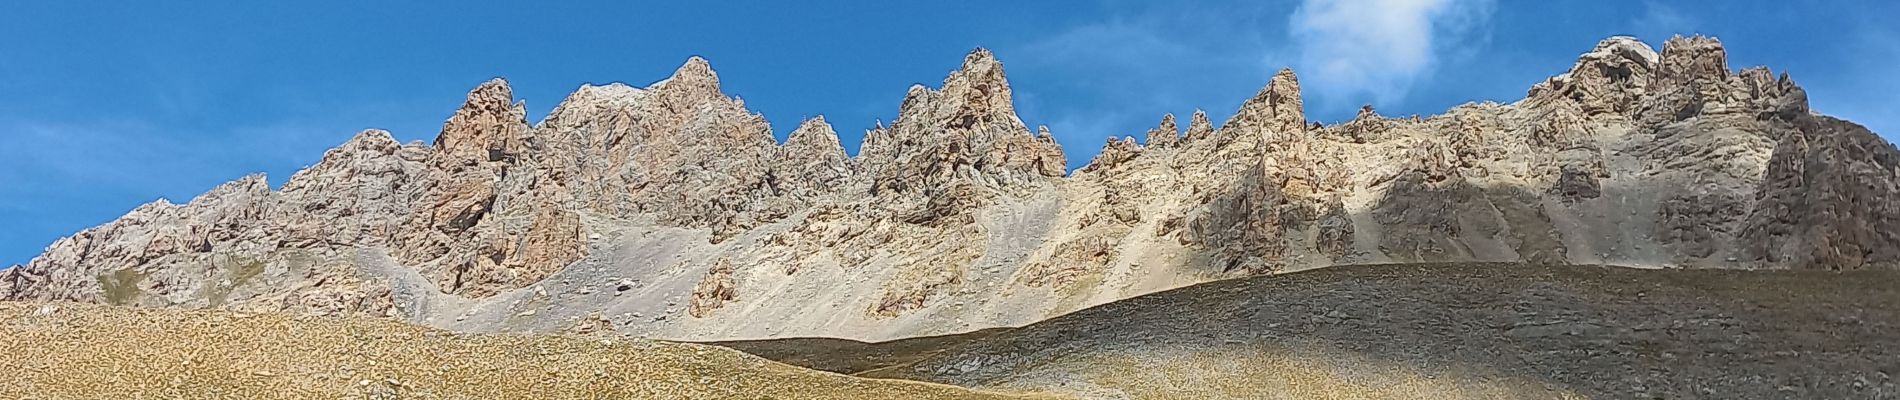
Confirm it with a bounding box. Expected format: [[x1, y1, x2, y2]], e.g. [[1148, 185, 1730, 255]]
[[777, 117, 856, 199], [1078, 137, 1141, 174], [395, 79, 587, 298], [1228, 68, 1307, 140], [1145, 114, 1180, 148], [273, 130, 430, 249], [1524, 36, 1660, 116], [1182, 110, 1215, 143], [6, 35, 1898, 342], [857, 49, 1067, 214], [1741, 116, 1900, 270], [688, 257, 738, 318]]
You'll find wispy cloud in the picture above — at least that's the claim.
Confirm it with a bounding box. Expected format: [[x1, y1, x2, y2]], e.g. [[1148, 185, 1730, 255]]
[[1624, 0, 1700, 44], [1002, 0, 1501, 167], [1287, 0, 1497, 107], [1630, 0, 1696, 35], [1004, 5, 1280, 165]]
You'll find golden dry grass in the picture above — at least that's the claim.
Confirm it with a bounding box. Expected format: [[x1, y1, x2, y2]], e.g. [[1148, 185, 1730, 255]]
[[0, 302, 1061, 400]]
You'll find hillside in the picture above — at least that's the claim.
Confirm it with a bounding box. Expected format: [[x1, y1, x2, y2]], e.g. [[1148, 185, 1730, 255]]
[[719, 263, 1900, 399], [0, 302, 1055, 399], [3, 34, 1896, 343]]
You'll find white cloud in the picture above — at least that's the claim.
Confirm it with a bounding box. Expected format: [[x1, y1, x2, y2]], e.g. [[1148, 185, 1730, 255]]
[[1288, 0, 1496, 106], [1002, 0, 1503, 167]]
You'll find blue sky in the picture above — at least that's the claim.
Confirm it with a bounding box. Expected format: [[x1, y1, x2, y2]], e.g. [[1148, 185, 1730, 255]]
[[2, 1, 1895, 266]]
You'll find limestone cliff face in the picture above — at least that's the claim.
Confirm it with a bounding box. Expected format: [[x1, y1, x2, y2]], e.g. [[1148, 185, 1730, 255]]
[[5, 35, 1898, 341], [396, 79, 586, 298]]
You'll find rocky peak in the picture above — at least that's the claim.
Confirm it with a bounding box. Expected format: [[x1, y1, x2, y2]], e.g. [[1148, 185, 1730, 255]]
[[1333, 105, 1391, 143], [777, 116, 854, 196], [189, 174, 272, 209], [1226, 68, 1307, 143], [540, 83, 644, 125], [1636, 35, 1809, 126], [1146, 114, 1180, 148], [1184, 110, 1215, 142], [1658, 35, 1731, 84], [942, 48, 1014, 117], [657, 57, 722, 95], [274, 130, 429, 248], [433, 78, 531, 163], [287, 130, 405, 179], [785, 116, 846, 157], [1080, 136, 1143, 174], [278, 129, 412, 198], [1596, 36, 1662, 66], [860, 48, 1065, 204], [1524, 36, 1660, 115], [1266, 68, 1306, 133]]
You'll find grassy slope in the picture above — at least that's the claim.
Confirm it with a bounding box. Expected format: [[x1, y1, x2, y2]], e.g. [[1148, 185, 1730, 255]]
[[722, 263, 1900, 399], [0, 302, 1060, 400]]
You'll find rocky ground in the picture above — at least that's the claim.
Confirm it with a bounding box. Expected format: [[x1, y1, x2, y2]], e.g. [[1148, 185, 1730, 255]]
[[718, 263, 1900, 399], [0, 302, 1055, 400]]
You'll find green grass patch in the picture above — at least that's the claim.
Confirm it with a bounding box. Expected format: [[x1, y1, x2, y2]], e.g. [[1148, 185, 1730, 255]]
[[206, 256, 268, 306], [98, 267, 150, 306]]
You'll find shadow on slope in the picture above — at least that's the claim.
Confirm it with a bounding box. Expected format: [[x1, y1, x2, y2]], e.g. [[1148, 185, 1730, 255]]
[[707, 327, 1012, 375], [712, 263, 1900, 399]]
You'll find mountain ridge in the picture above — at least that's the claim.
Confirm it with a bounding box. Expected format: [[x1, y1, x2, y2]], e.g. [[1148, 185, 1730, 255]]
[[4, 34, 1895, 342]]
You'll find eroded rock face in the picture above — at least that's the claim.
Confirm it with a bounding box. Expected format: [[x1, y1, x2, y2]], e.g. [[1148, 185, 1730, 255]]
[[534, 59, 790, 243], [7, 35, 1899, 340], [777, 117, 856, 199], [1228, 68, 1307, 140], [1741, 116, 1900, 270], [395, 79, 588, 298], [274, 130, 430, 249], [1524, 36, 1660, 116], [858, 48, 1067, 211]]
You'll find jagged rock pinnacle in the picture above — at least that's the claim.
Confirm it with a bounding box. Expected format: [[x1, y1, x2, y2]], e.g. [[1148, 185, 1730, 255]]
[[786, 116, 843, 153], [1184, 110, 1215, 142], [666, 56, 721, 90], [651, 56, 728, 112], [939, 48, 1015, 117], [779, 116, 853, 196], [1225, 68, 1306, 142], [1146, 114, 1180, 148], [1265, 68, 1305, 135], [433, 78, 529, 163]]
